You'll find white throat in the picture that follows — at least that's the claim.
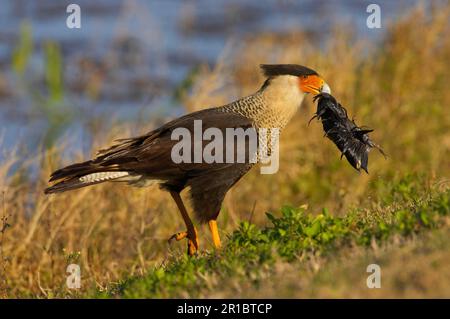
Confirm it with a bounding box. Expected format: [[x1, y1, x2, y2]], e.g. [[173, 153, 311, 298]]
[[261, 75, 306, 127]]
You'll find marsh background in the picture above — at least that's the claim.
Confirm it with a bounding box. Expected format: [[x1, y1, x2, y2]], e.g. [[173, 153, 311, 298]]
[[0, 0, 448, 298]]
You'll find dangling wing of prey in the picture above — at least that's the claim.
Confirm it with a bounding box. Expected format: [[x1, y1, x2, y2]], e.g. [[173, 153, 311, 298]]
[[46, 107, 257, 198], [311, 93, 385, 173]]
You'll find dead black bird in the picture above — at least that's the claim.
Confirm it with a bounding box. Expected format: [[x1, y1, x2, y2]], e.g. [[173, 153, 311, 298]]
[[311, 93, 385, 173]]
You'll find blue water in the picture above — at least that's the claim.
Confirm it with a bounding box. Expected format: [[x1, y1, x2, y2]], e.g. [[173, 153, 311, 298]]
[[0, 0, 421, 154]]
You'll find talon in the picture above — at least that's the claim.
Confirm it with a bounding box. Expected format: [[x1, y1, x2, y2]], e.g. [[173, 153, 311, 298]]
[[168, 228, 199, 256], [187, 238, 198, 256], [168, 231, 188, 243], [187, 228, 199, 256]]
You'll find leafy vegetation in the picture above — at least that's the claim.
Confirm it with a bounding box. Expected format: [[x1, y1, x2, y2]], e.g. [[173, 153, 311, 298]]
[[90, 181, 449, 298]]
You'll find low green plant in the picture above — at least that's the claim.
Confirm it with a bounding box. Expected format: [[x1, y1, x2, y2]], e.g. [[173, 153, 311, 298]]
[[90, 185, 449, 298]]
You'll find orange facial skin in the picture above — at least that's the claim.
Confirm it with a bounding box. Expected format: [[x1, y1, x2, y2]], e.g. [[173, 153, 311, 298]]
[[299, 74, 325, 94]]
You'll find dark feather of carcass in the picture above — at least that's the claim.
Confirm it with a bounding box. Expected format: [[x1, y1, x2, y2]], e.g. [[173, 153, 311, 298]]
[[311, 93, 385, 173]]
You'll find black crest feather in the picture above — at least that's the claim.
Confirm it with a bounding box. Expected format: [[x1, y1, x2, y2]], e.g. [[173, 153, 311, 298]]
[[260, 64, 318, 77], [311, 93, 386, 173]]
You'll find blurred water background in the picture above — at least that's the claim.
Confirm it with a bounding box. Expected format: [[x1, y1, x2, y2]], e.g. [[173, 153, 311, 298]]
[[0, 0, 420, 154]]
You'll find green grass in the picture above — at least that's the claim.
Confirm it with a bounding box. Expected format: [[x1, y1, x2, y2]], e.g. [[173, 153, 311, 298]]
[[87, 176, 449, 298]]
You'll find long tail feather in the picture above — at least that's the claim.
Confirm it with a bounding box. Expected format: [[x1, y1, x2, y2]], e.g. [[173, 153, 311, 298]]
[[49, 160, 97, 182], [45, 171, 130, 194]]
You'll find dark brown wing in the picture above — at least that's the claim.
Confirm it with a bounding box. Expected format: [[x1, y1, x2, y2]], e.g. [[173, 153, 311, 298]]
[[46, 107, 256, 196], [76, 107, 256, 189], [97, 107, 257, 220]]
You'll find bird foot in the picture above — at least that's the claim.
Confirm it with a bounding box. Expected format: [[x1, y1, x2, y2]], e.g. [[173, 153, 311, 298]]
[[168, 231, 188, 242], [168, 228, 199, 256]]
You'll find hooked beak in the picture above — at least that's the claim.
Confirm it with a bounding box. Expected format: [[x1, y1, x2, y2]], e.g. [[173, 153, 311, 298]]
[[299, 75, 331, 95], [320, 82, 331, 94]]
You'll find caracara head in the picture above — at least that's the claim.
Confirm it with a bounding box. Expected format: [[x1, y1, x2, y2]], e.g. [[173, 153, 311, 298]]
[[260, 64, 331, 95]]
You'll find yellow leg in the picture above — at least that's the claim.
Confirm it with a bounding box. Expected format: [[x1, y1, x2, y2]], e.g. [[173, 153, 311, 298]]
[[170, 191, 199, 256], [208, 220, 221, 249]]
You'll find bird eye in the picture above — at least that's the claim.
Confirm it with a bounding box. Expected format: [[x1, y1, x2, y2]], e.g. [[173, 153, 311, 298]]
[[302, 75, 308, 79]]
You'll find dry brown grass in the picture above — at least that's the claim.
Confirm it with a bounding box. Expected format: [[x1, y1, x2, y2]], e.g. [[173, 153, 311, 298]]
[[0, 3, 449, 297]]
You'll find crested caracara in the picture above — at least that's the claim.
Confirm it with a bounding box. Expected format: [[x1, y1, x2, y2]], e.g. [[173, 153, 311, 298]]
[[45, 64, 330, 256]]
